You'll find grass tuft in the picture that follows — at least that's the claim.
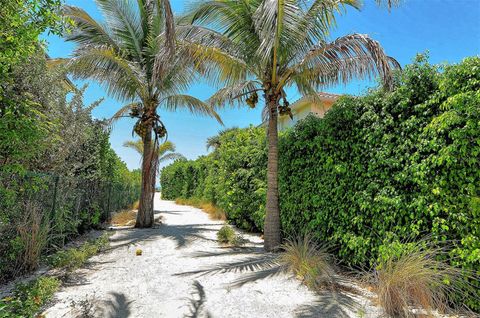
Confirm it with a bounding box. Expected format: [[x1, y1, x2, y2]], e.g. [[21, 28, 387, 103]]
[[279, 234, 336, 290], [216, 225, 245, 247], [372, 241, 474, 317]]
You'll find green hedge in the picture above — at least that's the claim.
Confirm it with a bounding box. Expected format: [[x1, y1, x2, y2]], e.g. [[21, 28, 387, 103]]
[[160, 56, 480, 309], [161, 127, 267, 231]]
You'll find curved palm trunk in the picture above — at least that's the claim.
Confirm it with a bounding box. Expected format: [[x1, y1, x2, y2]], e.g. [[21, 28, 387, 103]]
[[264, 93, 281, 251], [136, 126, 155, 228]]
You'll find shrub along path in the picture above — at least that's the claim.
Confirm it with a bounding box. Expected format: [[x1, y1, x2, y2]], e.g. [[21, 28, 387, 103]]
[[44, 194, 380, 317]]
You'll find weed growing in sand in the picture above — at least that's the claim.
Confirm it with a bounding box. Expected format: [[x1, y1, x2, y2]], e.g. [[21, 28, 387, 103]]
[[371, 240, 476, 317], [217, 225, 245, 246], [279, 234, 336, 290], [47, 233, 110, 271], [0, 276, 60, 317]]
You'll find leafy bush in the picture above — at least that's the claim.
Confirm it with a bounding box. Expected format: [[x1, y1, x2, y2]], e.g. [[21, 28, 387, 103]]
[[217, 225, 237, 244], [161, 127, 266, 231], [46, 233, 110, 271], [0, 276, 60, 317]]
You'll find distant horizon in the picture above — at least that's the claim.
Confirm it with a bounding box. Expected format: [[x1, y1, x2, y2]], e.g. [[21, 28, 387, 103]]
[[44, 0, 480, 171]]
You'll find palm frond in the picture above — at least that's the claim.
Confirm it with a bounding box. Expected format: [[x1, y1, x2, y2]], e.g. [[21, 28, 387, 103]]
[[159, 153, 185, 163], [63, 5, 119, 49], [123, 140, 144, 154], [282, 33, 400, 90], [95, 0, 144, 60], [207, 80, 262, 108], [161, 94, 224, 125], [110, 102, 142, 124], [67, 45, 147, 101]]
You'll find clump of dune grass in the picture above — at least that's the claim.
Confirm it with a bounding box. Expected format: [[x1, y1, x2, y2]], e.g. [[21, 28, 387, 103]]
[[372, 241, 474, 317], [111, 209, 137, 226], [279, 234, 336, 290], [175, 198, 226, 220]]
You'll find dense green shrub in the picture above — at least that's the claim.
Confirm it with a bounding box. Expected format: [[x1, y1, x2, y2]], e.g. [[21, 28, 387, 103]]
[[161, 127, 267, 231], [0, 52, 141, 283], [279, 55, 479, 309]]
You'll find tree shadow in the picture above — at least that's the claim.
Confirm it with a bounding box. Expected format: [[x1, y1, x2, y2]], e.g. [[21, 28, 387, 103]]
[[102, 292, 133, 318], [105, 223, 219, 251], [175, 248, 286, 288], [294, 291, 365, 318], [183, 281, 212, 318]]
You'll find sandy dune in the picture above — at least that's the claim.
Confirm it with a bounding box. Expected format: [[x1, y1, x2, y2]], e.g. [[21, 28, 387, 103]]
[[44, 194, 381, 318]]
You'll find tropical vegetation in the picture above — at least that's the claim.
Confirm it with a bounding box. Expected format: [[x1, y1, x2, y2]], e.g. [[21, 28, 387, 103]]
[[179, 0, 399, 250], [61, 0, 222, 228], [161, 56, 480, 310], [0, 0, 140, 284]]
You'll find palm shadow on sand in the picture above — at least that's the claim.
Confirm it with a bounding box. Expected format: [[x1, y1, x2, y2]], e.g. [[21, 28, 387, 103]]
[[175, 248, 368, 318]]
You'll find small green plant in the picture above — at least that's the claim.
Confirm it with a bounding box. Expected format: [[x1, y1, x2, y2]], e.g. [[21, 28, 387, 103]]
[[47, 233, 110, 271], [0, 276, 60, 317], [217, 225, 236, 245], [279, 234, 336, 290], [372, 241, 473, 317]]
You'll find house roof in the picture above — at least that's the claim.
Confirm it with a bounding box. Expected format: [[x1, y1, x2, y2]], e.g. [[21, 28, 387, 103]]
[[289, 92, 340, 108]]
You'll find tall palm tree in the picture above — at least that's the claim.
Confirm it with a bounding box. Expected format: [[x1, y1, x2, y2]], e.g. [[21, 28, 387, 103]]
[[180, 0, 400, 251], [62, 0, 222, 228], [123, 139, 185, 197]]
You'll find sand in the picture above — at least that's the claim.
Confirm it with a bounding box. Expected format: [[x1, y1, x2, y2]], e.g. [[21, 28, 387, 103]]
[[43, 194, 382, 318]]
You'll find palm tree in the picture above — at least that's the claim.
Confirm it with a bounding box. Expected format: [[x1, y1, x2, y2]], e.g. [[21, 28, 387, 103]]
[[180, 0, 400, 251], [61, 0, 222, 228], [124, 139, 185, 198]]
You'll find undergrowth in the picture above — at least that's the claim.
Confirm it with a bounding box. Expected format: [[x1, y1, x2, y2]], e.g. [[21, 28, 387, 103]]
[[46, 233, 110, 271], [0, 276, 60, 317]]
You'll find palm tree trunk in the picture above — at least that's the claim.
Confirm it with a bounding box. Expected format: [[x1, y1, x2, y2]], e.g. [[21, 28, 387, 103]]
[[264, 93, 281, 251], [136, 125, 155, 228]]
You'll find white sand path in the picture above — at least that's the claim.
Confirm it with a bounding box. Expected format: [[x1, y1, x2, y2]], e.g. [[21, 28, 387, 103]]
[[44, 194, 381, 318]]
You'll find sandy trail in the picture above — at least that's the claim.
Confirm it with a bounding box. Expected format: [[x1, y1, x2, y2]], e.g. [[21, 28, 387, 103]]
[[44, 194, 380, 318]]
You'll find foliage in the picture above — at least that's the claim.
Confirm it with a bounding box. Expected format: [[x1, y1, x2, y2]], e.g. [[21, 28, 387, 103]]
[[0, 52, 141, 283], [181, 0, 399, 251], [0, 0, 65, 83], [62, 0, 221, 228], [161, 126, 267, 231], [279, 55, 480, 310], [46, 233, 110, 271], [0, 276, 60, 318]]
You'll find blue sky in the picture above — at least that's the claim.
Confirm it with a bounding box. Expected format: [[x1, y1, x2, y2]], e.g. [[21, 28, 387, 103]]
[[44, 0, 480, 171]]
